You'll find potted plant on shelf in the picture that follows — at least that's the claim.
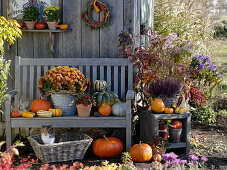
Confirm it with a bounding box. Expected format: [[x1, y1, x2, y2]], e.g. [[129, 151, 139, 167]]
[[44, 6, 60, 30], [74, 93, 96, 117], [38, 66, 90, 116], [148, 136, 169, 155], [148, 78, 182, 108], [22, 2, 40, 29]]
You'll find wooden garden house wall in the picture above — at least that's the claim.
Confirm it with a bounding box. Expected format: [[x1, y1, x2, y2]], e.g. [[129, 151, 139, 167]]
[[0, 0, 154, 136]]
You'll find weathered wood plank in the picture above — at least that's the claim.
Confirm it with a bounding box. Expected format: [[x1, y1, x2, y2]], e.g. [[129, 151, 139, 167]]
[[100, 0, 124, 58], [22, 66, 28, 101], [36, 66, 41, 99], [11, 117, 127, 128], [17, 33, 34, 57], [33, 33, 50, 58], [62, 0, 81, 58], [121, 66, 126, 98], [114, 66, 118, 94], [20, 58, 131, 66], [92, 66, 97, 82], [107, 66, 111, 91], [100, 66, 104, 80], [29, 66, 34, 100]]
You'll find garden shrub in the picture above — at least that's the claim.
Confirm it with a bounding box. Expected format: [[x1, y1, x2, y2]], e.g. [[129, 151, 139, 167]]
[[0, 17, 21, 108], [191, 104, 216, 124], [215, 20, 227, 39]]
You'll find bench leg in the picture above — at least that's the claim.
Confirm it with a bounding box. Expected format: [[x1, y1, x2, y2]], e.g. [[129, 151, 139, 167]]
[[126, 124, 131, 151], [5, 96, 12, 149], [6, 126, 12, 149]]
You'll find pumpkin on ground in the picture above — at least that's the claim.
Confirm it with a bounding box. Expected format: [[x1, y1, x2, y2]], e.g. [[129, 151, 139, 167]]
[[164, 108, 174, 114], [153, 154, 162, 162], [93, 91, 120, 108], [130, 141, 153, 162], [11, 110, 21, 118], [112, 103, 126, 116], [30, 99, 52, 113], [171, 120, 182, 129], [151, 98, 165, 113], [49, 108, 63, 117], [98, 104, 112, 116], [93, 80, 108, 92], [92, 136, 124, 157]]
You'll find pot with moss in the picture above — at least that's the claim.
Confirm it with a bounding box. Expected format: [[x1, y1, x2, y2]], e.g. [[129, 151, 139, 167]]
[[22, 2, 40, 29], [45, 6, 60, 30]]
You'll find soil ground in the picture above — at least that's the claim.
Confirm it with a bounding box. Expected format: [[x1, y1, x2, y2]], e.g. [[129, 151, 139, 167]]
[[14, 114, 226, 170]]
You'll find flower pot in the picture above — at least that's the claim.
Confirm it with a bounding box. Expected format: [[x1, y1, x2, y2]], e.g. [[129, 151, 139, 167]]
[[159, 123, 168, 140], [47, 22, 58, 30], [25, 21, 36, 30], [169, 128, 182, 143], [76, 104, 92, 117], [51, 94, 76, 116], [36, 22, 46, 30]]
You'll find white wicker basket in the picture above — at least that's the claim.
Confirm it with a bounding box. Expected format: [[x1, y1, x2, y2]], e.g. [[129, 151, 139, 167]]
[[27, 133, 93, 163]]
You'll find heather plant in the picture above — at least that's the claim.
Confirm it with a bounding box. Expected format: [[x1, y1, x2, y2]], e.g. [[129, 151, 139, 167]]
[[148, 78, 182, 98]]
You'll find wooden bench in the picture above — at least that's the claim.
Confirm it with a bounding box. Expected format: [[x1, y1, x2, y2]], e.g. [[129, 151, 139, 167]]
[[4, 56, 134, 151]]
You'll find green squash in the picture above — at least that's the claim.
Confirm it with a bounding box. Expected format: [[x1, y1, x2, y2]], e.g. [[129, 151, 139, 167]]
[[93, 91, 120, 108]]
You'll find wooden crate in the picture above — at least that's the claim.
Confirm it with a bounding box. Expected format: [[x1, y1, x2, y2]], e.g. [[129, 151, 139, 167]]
[[140, 111, 191, 154]]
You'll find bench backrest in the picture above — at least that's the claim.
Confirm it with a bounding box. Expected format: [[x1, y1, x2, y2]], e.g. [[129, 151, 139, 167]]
[[15, 56, 133, 102]]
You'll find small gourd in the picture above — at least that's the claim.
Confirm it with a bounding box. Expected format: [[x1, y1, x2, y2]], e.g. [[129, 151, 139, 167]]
[[112, 103, 126, 116], [151, 98, 165, 113], [164, 108, 174, 114], [49, 108, 63, 117]]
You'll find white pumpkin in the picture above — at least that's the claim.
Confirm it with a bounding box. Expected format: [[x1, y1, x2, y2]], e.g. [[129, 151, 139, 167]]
[[112, 103, 126, 116]]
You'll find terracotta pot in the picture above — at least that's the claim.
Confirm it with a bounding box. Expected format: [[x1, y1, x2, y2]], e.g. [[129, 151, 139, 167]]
[[159, 123, 168, 140], [36, 23, 46, 30], [47, 21, 58, 30], [25, 21, 36, 30], [76, 104, 92, 117]]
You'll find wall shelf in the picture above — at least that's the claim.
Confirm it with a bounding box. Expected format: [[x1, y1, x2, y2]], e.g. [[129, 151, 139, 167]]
[[21, 29, 71, 33]]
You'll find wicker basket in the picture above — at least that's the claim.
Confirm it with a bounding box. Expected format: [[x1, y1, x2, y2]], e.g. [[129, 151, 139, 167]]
[[27, 133, 93, 163], [51, 94, 76, 116]]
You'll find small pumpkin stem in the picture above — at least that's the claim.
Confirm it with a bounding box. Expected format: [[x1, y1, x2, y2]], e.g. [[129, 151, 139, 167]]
[[103, 135, 108, 141]]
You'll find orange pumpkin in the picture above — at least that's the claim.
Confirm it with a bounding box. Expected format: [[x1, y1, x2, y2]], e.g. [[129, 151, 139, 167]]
[[151, 98, 165, 113], [130, 141, 153, 162], [92, 136, 124, 157], [11, 110, 22, 118], [153, 154, 162, 162], [98, 104, 112, 116], [30, 99, 52, 113], [164, 108, 174, 114]]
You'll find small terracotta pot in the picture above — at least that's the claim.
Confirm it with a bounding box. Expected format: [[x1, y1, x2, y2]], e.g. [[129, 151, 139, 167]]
[[76, 104, 92, 117], [25, 21, 36, 30], [47, 21, 58, 30], [36, 22, 46, 30]]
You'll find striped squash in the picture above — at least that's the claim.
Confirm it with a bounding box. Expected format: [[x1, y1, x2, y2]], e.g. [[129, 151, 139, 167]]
[[93, 80, 107, 92]]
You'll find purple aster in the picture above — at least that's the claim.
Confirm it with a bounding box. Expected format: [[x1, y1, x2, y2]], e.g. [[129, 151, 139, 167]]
[[162, 153, 178, 161], [198, 64, 205, 70], [200, 156, 208, 162], [172, 159, 181, 165], [180, 160, 187, 164], [188, 155, 199, 161]]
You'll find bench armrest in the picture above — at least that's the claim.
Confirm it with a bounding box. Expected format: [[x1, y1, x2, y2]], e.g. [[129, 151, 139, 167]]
[[126, 90, 135, 100], [4, 90, 18, 104]]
